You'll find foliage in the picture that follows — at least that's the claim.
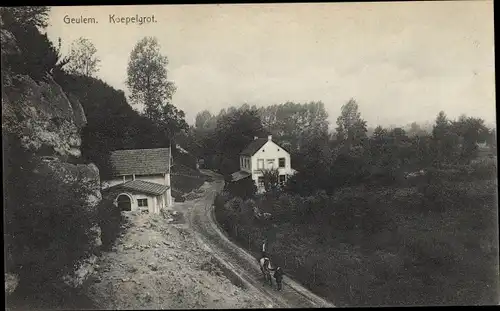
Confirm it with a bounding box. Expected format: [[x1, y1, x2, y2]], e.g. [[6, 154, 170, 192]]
[[56, 73, 178, 179], [335, 98, 368, 147], [212, 108, 267, 176], [126, 36, 187, 139], [225, 177, 257, 200], [215, 178, 499, 306], [260, 168, 280, 193], [66, 37, 101, 77], [0, 6, 50, 28], [97, 198, 125, 251], [1, 7, 69, 81], [256, 101, 330, 153], [3, 133, 98, 290]]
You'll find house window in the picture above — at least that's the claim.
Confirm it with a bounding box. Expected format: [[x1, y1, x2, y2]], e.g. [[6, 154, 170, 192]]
[[257, 159, 264, 169], [279, 158, 286, 168], [279, 175, 286, 185], [267, 159, 275, 168], [258, 177, 264, 188], [137, 199, 148, 207], [246, 158, 250, 168]]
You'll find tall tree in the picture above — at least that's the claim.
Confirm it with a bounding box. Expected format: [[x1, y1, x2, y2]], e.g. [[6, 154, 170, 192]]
[[126, 36, 187, 139], [335, 98, 367, 148], [66, 37, 101, 77], [431, 111, 460, 165]]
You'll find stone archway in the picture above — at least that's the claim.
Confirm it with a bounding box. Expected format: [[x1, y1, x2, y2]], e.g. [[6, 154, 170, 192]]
[[116, 193, 132, 211]]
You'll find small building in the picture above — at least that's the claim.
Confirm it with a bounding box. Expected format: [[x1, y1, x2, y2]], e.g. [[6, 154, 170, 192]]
[[230, 135, 296, 193], [102, 148, 173, 213]]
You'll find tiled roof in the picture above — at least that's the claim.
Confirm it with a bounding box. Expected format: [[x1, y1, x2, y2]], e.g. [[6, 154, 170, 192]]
[[109, 180, 169, 196], [230, 170, 251, 181], [110, 148, 171, 176], [240, 138, 268, 156]]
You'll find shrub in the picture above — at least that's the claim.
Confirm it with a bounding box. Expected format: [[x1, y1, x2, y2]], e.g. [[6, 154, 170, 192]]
[[469, 158, 497, 180], [225, 177, 257, 200], [97, 198, 125, 251], [4, 135, 98, 290]]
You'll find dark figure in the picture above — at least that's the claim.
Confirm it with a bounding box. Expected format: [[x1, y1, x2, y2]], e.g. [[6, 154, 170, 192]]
[[273, 266, 284, 290]]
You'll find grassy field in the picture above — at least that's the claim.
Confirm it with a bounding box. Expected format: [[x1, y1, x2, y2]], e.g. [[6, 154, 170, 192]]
[[215, 179, 499, 306]]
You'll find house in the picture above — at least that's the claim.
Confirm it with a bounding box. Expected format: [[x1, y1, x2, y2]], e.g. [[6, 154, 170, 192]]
[[230, 135, 296, 193], [101, 148, 173, 214]]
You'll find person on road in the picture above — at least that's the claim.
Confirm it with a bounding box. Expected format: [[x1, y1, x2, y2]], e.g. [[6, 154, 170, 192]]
[[261, 239, 268, 258], [273, 266, 284, 290]]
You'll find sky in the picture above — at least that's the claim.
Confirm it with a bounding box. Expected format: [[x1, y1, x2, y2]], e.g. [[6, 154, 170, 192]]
[[46, 2, 496, 128]]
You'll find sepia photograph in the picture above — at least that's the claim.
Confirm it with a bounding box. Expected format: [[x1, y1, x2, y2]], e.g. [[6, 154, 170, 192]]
[[2, 2, 498, 309]]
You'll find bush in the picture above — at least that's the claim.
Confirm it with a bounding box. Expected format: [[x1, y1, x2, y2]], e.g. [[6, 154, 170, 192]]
[[97, 198, 125, 251], [225, 177, 257, 200], [4, 136, 98, 290]]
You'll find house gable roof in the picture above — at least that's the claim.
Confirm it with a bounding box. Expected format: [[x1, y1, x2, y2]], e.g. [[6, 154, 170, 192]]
[[110, 148, 171, 176], [108, 180, 169, 196], [240, 138, 268, 156], [240, 137, 290, 156]]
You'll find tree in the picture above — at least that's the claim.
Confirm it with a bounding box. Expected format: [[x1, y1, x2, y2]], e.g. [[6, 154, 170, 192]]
[[407, 122, 428, 137], [335, 98, 367, 148], [451, 115, 490, 163], [261, 168, 280, 193], [1, 7, 69, 82], [431, 111, 460, 165], [126, 36, 186, 139], [257, 101, 329, 153], [0, 6, 50, 28], [195, 110, 217, 131], [66, 37, 101, 77], [213, 108, 266, 176], [372, 125, 388, 140]]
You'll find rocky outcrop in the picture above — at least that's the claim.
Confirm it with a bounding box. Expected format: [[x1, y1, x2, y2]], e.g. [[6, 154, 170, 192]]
[[2, 74, 85, 158], [2, 27, 103, 295]]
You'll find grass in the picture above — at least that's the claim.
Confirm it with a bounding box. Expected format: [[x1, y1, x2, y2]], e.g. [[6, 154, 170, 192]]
[[215, 179, 499, 306]]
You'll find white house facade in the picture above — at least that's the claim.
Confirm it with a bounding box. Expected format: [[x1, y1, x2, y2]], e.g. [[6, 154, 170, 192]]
[[231, 135, 296, 193], [102, 148, 173, 214]]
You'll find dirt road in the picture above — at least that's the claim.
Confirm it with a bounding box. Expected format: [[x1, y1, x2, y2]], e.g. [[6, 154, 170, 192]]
[[86, 198, 271, 309], [186, 169, 336, 308]]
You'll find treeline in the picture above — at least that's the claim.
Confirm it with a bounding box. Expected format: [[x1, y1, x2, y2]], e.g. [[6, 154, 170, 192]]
[[183, 98, 496, 195]]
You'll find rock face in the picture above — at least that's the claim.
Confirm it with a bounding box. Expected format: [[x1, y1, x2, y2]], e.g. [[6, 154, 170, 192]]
[[2, 74, 85, 159], [2, 27, 103, 294]]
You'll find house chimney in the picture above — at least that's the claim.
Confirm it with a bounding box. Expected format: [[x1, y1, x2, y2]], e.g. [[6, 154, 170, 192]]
[[254, 136, 258, 140], [268, 135, 272, 141]]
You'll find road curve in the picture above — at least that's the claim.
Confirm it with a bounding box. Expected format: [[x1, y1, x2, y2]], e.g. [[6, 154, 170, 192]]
[[186, 169, 335, 308]]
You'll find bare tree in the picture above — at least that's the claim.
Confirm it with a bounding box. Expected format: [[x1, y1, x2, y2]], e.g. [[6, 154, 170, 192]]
[[66, 37, 101, 77]]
